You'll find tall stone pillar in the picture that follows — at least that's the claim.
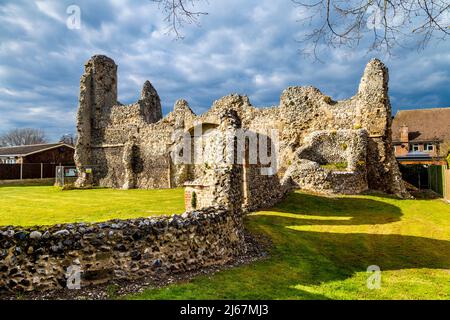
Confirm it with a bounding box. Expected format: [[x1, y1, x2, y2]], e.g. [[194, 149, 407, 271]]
[[74, 55, 118, 187], [356, 59, 409, 197], [210, 109, 245, 214]]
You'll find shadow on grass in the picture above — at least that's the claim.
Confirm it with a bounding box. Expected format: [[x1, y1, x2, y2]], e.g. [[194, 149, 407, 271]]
[[130, 191, 449, 299], [243, 192, 450, 298], [256, 192, 404, 226]]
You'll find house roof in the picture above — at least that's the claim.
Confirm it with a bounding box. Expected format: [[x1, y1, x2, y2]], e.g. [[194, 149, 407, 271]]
[[0, 143, 74, 157], [392, 107, 450, 143]]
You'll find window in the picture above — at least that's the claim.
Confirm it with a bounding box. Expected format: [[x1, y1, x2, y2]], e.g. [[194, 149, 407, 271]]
[[411, 144, 420, 152], [424, 144, 434, 152]]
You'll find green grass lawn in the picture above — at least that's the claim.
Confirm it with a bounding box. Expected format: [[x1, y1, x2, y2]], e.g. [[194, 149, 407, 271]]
[[0, 186, 185, 227], [129, 191, 450, 300], [1, 185, 448, 299]]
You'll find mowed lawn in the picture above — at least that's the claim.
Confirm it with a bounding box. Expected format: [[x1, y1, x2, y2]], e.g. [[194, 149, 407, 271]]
[[0, 186, 185, 227], [130, 191, 450, 300]]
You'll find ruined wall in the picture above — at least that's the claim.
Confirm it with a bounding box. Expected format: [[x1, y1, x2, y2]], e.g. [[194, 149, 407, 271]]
[[0, 207, 245, 293], [275, 60, 407, 197], [74, 55, 168, 189], [283, 129, 369, 194], [184, 109, 247, 212], [355, 60, 407, 196], [75, 55, 407, 200]]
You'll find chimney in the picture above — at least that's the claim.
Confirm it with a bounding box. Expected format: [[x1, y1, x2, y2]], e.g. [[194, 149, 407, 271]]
[[400, 124, 409, 143]]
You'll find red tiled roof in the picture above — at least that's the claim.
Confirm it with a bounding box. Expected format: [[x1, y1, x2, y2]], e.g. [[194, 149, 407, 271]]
[[392, 107, 450, 142]]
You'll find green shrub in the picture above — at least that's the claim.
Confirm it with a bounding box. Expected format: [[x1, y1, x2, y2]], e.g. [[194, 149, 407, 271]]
[[320, 162, 348, 171], [323, 95, 332, 104], [191, 191, 197, 209], [107, 284, 119, 299]]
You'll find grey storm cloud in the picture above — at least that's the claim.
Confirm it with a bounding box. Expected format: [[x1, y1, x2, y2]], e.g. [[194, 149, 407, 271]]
[[0, 0, 449, 140]]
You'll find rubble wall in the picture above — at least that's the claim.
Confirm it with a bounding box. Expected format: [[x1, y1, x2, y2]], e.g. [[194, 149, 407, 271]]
[[74, 55, 407, 199], [0, 207, 245, 293]]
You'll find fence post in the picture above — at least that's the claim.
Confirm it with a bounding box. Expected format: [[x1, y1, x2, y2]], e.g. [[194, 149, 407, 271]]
[[41, 163, 43, 179], [20, 162, 23, 180], [444, 168, 450, 202], [167, 158, 172, 189]]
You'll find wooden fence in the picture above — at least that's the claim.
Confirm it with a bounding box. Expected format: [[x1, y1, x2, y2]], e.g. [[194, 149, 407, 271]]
[[444, 168, 450, 202], [0, 163, 57, 180], [428, 165, 444, 196]]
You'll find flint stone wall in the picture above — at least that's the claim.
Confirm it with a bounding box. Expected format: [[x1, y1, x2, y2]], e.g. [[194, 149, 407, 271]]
[[0, 207, 245, 293], [75, 55, 408, 199], [283, 129, 369, 194]]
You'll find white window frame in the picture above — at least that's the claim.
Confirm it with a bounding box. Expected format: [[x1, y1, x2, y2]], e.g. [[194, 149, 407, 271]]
[[424, 143, 434, 151], [411, 144, 420, 152]]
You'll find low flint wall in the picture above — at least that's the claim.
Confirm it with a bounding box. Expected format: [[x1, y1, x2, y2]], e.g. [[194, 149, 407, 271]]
[[0, 207, 245, 293]]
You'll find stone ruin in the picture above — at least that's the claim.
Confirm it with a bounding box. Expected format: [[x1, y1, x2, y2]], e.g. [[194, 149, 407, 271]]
[[0, 56, 411, 294], [74, 55, 408, 213], [282, 129, 369, 194]]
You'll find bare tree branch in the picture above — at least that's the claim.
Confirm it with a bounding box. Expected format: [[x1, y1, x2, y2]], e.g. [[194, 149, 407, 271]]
[[59, 133, 77, 146], [150, 0, 208, 38], [293, 0, 449, 59], [150, 1, 449, 59], [0, 128, 48, 147]]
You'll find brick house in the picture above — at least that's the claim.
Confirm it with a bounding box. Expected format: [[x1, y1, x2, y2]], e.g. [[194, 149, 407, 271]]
[[392, 108, 450, 165]]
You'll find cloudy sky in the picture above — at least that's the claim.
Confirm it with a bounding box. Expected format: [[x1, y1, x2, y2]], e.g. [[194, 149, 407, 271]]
[[0, 0, 449, 141]]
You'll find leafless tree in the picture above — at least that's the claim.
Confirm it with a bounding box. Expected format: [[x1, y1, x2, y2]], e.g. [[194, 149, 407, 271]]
[[150, 0, 449, 58], [0, 128, 48, 147], [293, 0, 450, 60], [59, 133, 77, 146], [150, 0, 208, 38]]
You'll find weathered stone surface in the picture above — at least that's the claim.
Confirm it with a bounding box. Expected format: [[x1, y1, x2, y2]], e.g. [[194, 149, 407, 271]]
[[74, 55, 407, 199], [0, 207, 245, 293], [29, 231, 42, 240], [34, 56, 409, 297], [282, 129, 369, 194], [139, 80, 162, 124]]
